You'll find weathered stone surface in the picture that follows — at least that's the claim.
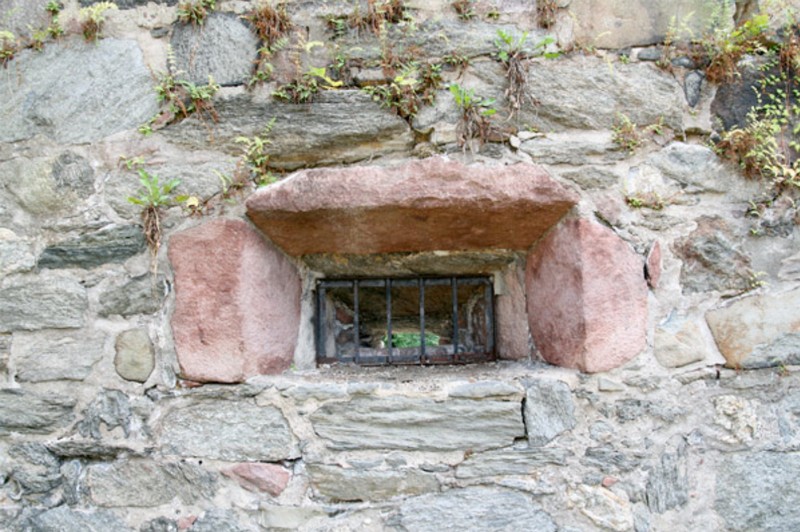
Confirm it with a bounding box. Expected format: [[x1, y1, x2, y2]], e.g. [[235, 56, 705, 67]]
[[0, 230, 36, 275], [8, 443, 61, 494], [79, 0, 178, 6], [171, 12, 258, 86], [0, 388, 75, 435], [0, 39, 158, 144], [568, 0, 728, 48], [645, 241, 662, 289], [558, 166, 620, 190], [247, 158, 578, 255], [524, 379, 577, 446], [15, 505, 132, 532], [519, 132, 625, 164], [711, 58, 768, 130], [169, 91, 413, 170], [190, 509, 247, 532], [12, 329, 105, 382], [711, 395, 760, 446], [76, 390, 133, 440], [100, 275, 166, 317], [394, 487, 556, 531], [654, 317, 711, 368], [257, 505, 326, 530], [302, 249, 519, 276], [114, 328, 155, 383], [448, 380, 521, 399], [38, 225, 145, 270], [0, 157, 88, 218], [715, 452, 800, 531], [684, 70, 705, 107], [521, 57, 684, 132], [674, 216, 751, 295], [706, 288, 800, 369], [140, 517, 179, 532], [645, 442, 688, 514], [526, 219, 648, 372], [582, 444, 643, 473], [496, 261, 533, 360], [169, 219, 301, 383], [46, 440, 144, 460], [51, 151, 96, 199], [310, 396, 524, 452], [0, 0, 50, 38], [307, 464, 439, 502], [644, 142, 735, 194], [87, 460, 216, 507], [0, 274, 87, 332], [222, 463, 290, 496], [160, 401, 299, 461], [455, 447, 570, 479], [0, 333, 9, 380], [568, 484, 635, 532]]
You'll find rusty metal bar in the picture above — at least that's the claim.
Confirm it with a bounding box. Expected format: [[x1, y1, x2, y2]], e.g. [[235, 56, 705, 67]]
[[485, 279, 494, 354], [316, 284, 326, 361], [451, 276, 459, 360], [353, 280, 360, 363], [419, 277, 426, 363]]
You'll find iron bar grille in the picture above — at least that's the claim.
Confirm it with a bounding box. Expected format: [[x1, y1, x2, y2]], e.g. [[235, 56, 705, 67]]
[[316, 276, 495, 365]]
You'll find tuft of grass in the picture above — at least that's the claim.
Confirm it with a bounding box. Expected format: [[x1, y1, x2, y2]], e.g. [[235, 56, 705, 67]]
[[79, 1, 117, 42], [177, 0, 216, 26]]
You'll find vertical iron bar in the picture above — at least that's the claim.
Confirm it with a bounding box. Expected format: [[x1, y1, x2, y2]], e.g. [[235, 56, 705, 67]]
[[317, 285, 326, 361], [353, 280, 360, 363], [386, 278, 393, 363], [451, 277, 459, 362], [485, 280, 494, 355], [419, 278, 426, 363]]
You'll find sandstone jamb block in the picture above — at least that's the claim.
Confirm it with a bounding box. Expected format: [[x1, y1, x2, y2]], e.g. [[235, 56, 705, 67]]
[[526, 218, 648, 373], [245, 157, 578, 256], [169, 219, 301, 383]]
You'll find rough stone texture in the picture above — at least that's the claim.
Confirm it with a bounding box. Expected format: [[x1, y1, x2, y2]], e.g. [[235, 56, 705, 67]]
[[51, 151, 96, 199], [222, 463, 290, 496], [569, 484, 635, 532], [0, 39, 158, 144], [114, 328, 155, 383], [0, 388, 75, 435], [674, 216, 751, 295], [394, 487, 556, 531], [38, 225, 145, 270], [14, 505, 132, 532], [169, 219, 301, 383], [644, 142, 736, 194], [558, 166, 620, 190], [0, 0, 50, 38], [684, 70, 705, 108], [0, 157, 87, 218], [711, 59, 768, 130], [524, 379, 577, 446], [526, 218, 648, 372], [455, 447, 570, 479], [79, 0, 178, 6], [169, 91, 414, 170], [645, 443, 688, 513], [8, 442, 62, 494], [171, 12, 259, 86], [190, 509, 247, 532], [76, 389, 133, 440], [448, 380, 521, 399], [568, 0, 728, 48], [307, 464, 439, 502], [715, 452, 800, 531], [645, 241, 662, 289], [654, 317, 711, 368], [706, 288, 800, 369], [99, 275, 166, 317], [0, 274, 87, 332], [246, 158, 578, 255], [160, 401, 299, 461], [496, 261, 533, 360], [87, 460, 216, 507], [310, 396, 524, 452], [521, 57, 684, 132], [303, 249, 519, 276], [12, 329, 105, 382], [0, 230, 36, 275], [519, 132, 626, 164]]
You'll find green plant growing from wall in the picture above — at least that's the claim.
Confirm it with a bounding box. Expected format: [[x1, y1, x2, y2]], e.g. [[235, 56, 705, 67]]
[[451, 0, 476, 21], [325, 0, 408, 38], [235, 118, 279, 186], [243, 1, 292, 86], [177, 0, 216, 26], [363, 60, 442, 121], [273, 36, 341, 103], [450, 82, 497, 150], [127, 168, 187, 257], [44, 1, 64, 39], [536, 0, 558, 28], [79, 1, 117, 42], [702, 13, 770, 83], [493, 29, 558, 117], [611, 114, 668, 155], [0, 30, 16, 68]]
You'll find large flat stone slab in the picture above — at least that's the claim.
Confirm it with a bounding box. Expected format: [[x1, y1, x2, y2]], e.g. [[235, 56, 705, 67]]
[[246, 158, 578, 256], [169, 219, 301, 383], [309, 395, 524, 452], [526, 219, 648, 372]]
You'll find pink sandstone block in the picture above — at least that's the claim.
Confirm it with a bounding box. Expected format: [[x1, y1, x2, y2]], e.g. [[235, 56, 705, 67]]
[[222, 462, 291, 496], [526, 218, 647, 373], [169, 219, 301, 383]]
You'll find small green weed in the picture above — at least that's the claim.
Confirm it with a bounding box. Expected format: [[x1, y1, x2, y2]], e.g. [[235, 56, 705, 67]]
[[243, 2, 292, 86], [452, 0, 476, 21], [235, 118, 278, 185], [363, 60, 442, 121], [612, 114, 667, 154], [536, 0, 558, 28], [177, 0, 216, 26], [79, 1, 117, 42], [625, 192, 666, 210], [127, 168, 187, 256], [450, 82, 497, 150], [493, 29, 558, 117], [0, 30, 16, 68], [325, 0, 407, 38]]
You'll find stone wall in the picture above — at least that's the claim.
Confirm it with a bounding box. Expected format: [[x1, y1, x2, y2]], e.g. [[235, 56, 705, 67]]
[[2, 0, 800, 530]]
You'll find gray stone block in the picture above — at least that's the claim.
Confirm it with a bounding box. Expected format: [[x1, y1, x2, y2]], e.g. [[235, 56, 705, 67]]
[[0, 388, 76, 435], [524, 379, 577, 446], [38, 225, 146, 270], [12, 329, 105, 382]]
